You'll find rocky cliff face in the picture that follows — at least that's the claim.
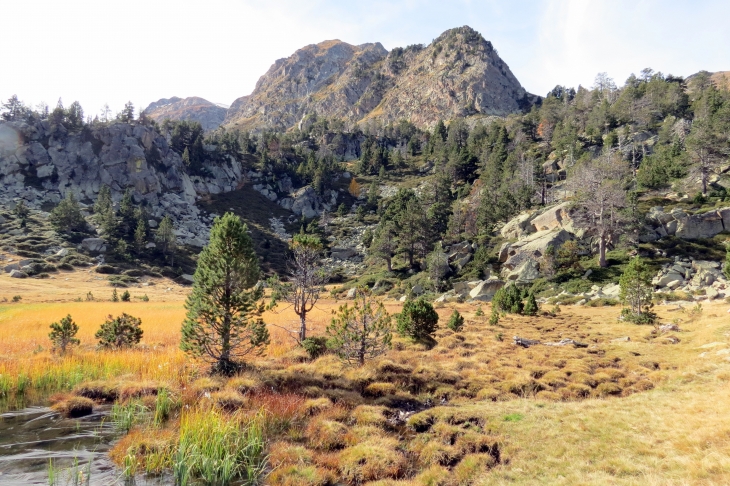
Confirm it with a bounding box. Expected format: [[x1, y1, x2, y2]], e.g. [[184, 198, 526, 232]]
[[0, 118, 345, 247], [144, 97, 227, 131], [0, 119, 248, 247], [224, 26, 537, 132]]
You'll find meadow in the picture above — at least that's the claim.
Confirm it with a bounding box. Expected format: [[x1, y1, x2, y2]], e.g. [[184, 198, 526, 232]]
[[2, 275, 730, 484]]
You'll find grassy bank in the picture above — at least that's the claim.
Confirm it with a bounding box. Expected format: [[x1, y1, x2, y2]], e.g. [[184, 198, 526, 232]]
[[1, 297, 730, 484]]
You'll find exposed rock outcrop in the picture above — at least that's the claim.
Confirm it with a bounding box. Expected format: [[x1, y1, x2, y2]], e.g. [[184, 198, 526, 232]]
[[144, 97, 227, 131], [652, 257, 728, 299], [0, 119, 228, 247], [645, 206, 730, 241], [224, 26, 538, 132]]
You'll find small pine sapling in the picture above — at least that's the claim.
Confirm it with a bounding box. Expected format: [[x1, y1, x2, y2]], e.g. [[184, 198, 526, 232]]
[[397, 298, 439, 342], [95, 313, 143, 349], [326, 288, 392, 366], [523, 292, 539, 316], [121, 290, 131, 302], [489, 307, 500, 326], [111, 288, 119, 302], [49, 314, 80, 355], [446, 310, 464, 332]]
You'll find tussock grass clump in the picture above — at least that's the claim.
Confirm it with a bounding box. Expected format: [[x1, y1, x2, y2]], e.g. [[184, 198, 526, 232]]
[[451, 452, 498, 483], [351, 405, 388, 427], [118, 381, 161, 401], [268, 464, 333, 486], [364, 382, 397, 397], [51, 396, 94, 417], [596, 382, 623, 396], [190, 377, 222, 395], [376, 359, 414, 374], [302, 397, 333, 416], [476, 387, 503, 401], [268, 441, 314, 467], [306, 417, 348, 450], [338, 438, 407, 483], [211, 390, 246, 411], [227, 375, 261, 395], [417, 439, 462, 467], [344, 425, 386, 446]]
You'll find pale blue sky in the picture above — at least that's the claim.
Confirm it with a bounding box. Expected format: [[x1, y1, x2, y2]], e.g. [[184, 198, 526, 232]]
[[1, 0, 728, 117]]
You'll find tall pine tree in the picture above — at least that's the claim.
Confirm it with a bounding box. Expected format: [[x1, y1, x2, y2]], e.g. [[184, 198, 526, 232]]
[[180, 213, 269, 375]]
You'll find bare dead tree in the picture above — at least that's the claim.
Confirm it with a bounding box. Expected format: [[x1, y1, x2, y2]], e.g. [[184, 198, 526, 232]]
[[269, 234, 328, 344], [686, 106, 723, 195], [567, 152, 632, 268]]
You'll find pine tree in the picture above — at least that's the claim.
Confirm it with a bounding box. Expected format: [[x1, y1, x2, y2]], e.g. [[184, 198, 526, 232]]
[[724, 243, 730, 280], [118, 189, 136, 238], [155, 216, 177, 265], [397, 298, 439, 342], [49, 191, 87, 233], [182, 147, 191, 167], [268, 234, 327, 343], [326, 288, 392, 366], [446, 310, 464, 332], [134, 218, 147, 253], [367, 181, 379, 209], [181, 213, 270, 375], [94, 185, 116, 237], [96, 313, 143, 349], [119, 101, 135, 122], [523, 292, 539, 316], [619, 256, 656, 324], [49, 314, 80, 355], [1, 95, 25, 121], [14, 200, 30, 228], [371, 221, 397, 271]]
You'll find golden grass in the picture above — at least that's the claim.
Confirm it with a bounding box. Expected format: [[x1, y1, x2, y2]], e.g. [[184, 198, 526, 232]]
[[3, 276, 730, 484]]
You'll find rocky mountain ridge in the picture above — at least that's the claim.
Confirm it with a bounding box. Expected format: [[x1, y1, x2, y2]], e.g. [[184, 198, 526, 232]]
[[223, 26, 537, 132], [144, 97, 227, 131]]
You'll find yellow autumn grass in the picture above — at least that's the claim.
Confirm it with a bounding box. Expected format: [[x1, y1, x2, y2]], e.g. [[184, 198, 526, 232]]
[[3, 281, 730, 484], [0, 297, 378, 397]]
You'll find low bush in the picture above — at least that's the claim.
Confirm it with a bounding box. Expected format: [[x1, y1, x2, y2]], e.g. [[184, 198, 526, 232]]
[[95, 313, 143, 349], [301, 337, 328, 360], [95, 264, 117, 274]]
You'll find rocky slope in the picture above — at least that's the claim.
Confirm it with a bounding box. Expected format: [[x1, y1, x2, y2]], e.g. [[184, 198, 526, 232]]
[[224, 26, 538, 132], [144, 97, 227, 131], [0, 119, 245, 247], [0, 118, 347, 249]]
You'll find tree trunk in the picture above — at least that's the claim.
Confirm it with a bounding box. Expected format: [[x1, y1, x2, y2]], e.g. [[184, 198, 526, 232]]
[[598, 237, 607, 268], [386, 257, 392, 272], [299, 315, 307, 342]]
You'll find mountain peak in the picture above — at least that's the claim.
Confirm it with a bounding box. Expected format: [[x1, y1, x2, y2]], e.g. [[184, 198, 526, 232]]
[[144, 96, 227, 131], [224, 26, 536, 132]]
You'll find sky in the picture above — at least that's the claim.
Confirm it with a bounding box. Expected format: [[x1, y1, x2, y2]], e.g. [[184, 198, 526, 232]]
[[1, 0, 728, 117]]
